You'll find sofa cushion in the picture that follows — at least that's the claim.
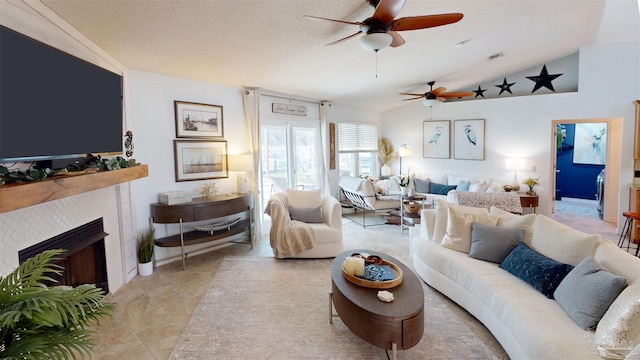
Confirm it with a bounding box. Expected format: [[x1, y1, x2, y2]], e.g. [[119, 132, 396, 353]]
[[530, 215, 601, 266], [469, 222, 524, 263], [414, 178, 431, 193], [554, 256, 628, 330], [288, 205, 323, 223], [441, 205, 498, 253], [490, 207, 536, 244], [594, 240, 640, 283], [500, 243, 574, 299], [286, 188, 321, 208], [469, 180, 490, 193], [429, 182, 457, 195], [432, 200, 489, 243], [595, 280, 640, 359]]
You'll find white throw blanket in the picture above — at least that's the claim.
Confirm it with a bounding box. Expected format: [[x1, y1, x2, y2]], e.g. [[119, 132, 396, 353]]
[[264, 193, 315, 258], [339, 175, 366, 193]]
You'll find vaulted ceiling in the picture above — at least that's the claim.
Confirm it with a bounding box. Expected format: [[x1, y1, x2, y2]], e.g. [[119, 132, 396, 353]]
[[41, 0, 639, 112]]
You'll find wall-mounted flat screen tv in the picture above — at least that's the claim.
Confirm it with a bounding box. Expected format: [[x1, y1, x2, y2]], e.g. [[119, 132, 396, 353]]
[[0, 25, 123, 163]]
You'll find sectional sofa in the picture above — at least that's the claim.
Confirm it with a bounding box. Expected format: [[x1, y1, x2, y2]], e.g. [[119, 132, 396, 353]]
[[412, 201, 640, 359]]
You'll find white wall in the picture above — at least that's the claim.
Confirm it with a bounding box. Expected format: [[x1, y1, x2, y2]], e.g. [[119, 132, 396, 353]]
[[128, 70, 250, 263], [381, 43, 640, 223]]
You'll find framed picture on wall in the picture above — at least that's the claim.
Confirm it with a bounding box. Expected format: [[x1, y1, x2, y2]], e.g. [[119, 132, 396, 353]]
[[174, 101, 224, 138], [423, 120, 450, 158], [454, 119, 485, 160], [174, 140, 228, 182], [572, 122, 607, 165]]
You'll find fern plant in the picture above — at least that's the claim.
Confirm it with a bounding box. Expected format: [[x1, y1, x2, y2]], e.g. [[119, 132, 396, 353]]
[[0, 249, 115, 359]]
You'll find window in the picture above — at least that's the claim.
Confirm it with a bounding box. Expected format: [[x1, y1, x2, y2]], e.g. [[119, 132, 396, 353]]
[[338, 122, 378, 177]]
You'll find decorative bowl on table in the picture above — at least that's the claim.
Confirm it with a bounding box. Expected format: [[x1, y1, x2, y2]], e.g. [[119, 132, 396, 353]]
[[403, 203, 421, 214], [342, 259, 403, 289]]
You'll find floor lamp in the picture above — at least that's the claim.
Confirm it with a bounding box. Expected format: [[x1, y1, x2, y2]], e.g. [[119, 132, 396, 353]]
[[399, 144, 412, 175]]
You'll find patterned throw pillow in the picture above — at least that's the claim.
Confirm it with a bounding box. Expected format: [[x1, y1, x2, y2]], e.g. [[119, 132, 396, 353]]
[[500, 242, 574, 299], [429, 182, 457, 195]]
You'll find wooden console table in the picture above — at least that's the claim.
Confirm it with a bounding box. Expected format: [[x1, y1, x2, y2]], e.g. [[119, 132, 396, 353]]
[[519, 193, 539, 213], [150, 193, 253, 269]]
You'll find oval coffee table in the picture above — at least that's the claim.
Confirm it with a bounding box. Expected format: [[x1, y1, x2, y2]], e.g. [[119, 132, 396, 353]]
[[329, 249, 424, 360]]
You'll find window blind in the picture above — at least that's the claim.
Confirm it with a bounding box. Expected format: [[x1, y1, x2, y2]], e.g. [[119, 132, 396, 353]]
[[338, 122, 378, 152]]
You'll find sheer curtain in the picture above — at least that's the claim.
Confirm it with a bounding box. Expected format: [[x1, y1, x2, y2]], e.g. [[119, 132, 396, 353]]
[[242, 87, 261, 236]]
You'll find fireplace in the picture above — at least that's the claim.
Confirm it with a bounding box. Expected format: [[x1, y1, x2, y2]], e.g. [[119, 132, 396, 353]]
[[18, 218, 109, 293]]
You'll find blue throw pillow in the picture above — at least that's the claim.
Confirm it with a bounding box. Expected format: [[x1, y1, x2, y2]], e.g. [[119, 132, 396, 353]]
[[414, 178, 431, 193], [499, 243, 574, 299], [429, 182, 457, 195], [457, 180, 471, 192]]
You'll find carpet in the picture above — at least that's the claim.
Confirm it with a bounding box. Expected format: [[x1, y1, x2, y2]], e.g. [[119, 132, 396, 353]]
[[555, 200, 600, 218], [170, 257, 498, 359], [343, 211, 400, 226]]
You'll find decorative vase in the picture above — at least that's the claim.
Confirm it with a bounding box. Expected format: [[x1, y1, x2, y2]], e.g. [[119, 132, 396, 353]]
[[138, 261, 153, 277], [381, 164, 391, 177], [401, 187, 408, 196], [527, 186, 536, 195], [408, 188, 415, 197]]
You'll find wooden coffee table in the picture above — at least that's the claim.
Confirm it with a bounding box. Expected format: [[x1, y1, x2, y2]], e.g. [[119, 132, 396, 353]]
[[329, 249, 424, 360]]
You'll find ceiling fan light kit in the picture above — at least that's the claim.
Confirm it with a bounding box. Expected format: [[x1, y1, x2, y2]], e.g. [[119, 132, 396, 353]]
[[360, 32, 393, 51], [422, 98, 441, 107]]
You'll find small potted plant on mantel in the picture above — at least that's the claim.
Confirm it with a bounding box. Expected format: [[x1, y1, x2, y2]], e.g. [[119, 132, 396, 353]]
[[136, 227, 155, 276]]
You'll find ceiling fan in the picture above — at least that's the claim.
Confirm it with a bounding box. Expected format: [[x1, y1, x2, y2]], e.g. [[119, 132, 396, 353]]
[[400, 81, 474, 106], [304, 0, 463, 51]]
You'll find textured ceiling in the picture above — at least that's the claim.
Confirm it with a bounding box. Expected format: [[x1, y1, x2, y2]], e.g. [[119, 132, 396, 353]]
[[40, 0, 639, 112]]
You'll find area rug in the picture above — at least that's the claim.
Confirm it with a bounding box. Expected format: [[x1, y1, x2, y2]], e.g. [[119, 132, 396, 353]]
[[170, 257, 498, 359], [343, 211, 399, 226]]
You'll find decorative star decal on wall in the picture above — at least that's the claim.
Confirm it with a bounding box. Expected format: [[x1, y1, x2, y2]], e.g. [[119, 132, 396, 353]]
[[495, 78, 516, 95], [526, 65, 563, 93], [473, 85, 487, 98]]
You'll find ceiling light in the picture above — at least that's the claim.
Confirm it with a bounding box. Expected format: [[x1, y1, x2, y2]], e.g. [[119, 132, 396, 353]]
[[359, 32, 393, 52], [422, 99, 441, 107]]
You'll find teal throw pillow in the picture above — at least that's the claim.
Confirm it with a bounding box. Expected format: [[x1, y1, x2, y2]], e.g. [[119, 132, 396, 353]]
[[500, 242, 574, 299], [429, 182, 457, 195]]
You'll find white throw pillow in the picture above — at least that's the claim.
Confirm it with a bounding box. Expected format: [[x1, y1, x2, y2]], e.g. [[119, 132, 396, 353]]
[[595, 281, 640, 359], [489, 206, 536, 245], [469, 180, 489, 193], [441, 205, 498, 253], [530, 215, 601, 266], [431, 200, 489, 243], [447, 173, 471, 186], [286, 188, 321, 208]]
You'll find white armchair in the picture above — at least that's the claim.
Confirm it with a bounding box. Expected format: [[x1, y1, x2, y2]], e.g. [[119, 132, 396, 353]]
[[265, 189, 343, 259]]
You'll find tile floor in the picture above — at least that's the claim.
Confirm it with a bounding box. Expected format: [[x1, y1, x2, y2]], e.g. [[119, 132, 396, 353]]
[[89, 209, 629, 359]]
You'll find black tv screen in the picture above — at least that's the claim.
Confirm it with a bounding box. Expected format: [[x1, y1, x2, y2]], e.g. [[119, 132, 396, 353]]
[[0, 25, 123, 162]]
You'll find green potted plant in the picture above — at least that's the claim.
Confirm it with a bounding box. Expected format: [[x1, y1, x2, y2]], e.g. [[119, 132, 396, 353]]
[[0, 249, 115, 359], [136, 227, 155, 276]]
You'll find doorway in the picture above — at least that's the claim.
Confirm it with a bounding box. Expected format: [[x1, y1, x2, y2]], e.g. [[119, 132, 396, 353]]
[[260, 119, 322, 211], [550, 118, 622, 224]]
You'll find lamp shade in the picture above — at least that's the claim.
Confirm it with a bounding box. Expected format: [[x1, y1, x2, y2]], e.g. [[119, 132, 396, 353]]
[[228, 154, 252, 171], [399, 146, 412, 157], [359, 32, 393, 51], [505, 158, 526, 171]]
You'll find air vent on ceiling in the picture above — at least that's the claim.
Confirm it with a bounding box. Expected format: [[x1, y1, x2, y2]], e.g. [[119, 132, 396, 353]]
[[488, 52, 504, 61]]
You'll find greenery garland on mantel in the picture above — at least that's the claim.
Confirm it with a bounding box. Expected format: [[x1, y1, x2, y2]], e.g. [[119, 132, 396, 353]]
[[0, 155, 139, 187]]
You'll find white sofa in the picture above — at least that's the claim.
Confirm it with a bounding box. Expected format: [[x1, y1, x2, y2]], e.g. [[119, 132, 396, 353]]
[[413, 201, 640, 360]]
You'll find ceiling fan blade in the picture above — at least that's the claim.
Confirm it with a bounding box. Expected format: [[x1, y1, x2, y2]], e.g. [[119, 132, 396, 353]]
[[399, 92, 425, 97], [388, 31, 405, 47], [402, 96, 424, 101], [373, 0, 406, 25], [431, 87, 447, 96], [440, 91, 475, 98], [391, 13, 463, 31], [325, 31, 362, 46], [303, 15, 362, 26]]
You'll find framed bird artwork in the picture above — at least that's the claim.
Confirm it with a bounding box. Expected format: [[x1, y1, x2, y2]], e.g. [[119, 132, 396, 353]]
[[454, 119, 485, 160], [423, 120, 450, 159]]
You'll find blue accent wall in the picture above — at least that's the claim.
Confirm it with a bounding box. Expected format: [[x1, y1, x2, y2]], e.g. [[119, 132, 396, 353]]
[[555, 124, 605, 200]]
